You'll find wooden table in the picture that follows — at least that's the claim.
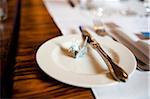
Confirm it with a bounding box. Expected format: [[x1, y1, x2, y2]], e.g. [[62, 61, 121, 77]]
[[0, 0, 20, 97], [11, 0, 94, 98]]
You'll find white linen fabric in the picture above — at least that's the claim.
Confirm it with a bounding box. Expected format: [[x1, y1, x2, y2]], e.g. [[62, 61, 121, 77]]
[[92, 70, 150, 99]]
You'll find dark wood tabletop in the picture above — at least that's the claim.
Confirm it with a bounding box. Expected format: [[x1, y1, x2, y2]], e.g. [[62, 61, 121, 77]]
[[8, 0, 94, 98], [1, 0, 20, 97]]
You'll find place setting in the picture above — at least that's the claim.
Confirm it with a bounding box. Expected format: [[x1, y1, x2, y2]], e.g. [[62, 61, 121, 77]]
[[2, 0, 150, 98], [36, 0, 150, 98], [36, 25, 137, 87]]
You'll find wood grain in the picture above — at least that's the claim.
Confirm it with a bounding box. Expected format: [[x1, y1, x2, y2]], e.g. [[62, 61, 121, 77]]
[[0, 0, 20, 97], [12, 0, 94, 98]]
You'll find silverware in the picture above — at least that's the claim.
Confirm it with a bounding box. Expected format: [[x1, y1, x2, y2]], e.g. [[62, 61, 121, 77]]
[[108, 28, 150, 71], [93, 23, 150, 71], [79, 26, 128, 82]]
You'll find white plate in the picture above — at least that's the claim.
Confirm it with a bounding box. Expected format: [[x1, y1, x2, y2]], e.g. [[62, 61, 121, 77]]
[[36, 35, 136, 88]]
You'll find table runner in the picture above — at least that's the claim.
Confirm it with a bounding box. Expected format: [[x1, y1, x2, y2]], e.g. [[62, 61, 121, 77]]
[[43, 0, 150, 98]]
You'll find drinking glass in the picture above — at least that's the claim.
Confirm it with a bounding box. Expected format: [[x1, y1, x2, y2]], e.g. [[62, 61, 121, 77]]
[[143, 0, 150, 17], [0, 0, 8, 21], [92, 8, 105, 32]]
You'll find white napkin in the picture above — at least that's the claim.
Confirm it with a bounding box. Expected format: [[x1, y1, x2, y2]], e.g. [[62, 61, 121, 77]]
[[43, 0, 150, 98]]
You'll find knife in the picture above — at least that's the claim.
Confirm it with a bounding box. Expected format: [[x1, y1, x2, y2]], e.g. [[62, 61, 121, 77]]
[[79, 26, 128, 82]]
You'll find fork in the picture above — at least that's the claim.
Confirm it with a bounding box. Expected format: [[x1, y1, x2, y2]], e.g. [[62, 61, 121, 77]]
[[79, 26, 128, 82]]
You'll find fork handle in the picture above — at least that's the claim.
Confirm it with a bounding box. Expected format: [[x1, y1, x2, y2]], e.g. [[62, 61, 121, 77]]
[[90, 42, 120, 81], [90, 41, 128, 82]]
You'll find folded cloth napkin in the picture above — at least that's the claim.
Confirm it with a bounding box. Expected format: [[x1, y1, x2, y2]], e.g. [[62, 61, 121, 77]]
[[92, 70, 150, 99]]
